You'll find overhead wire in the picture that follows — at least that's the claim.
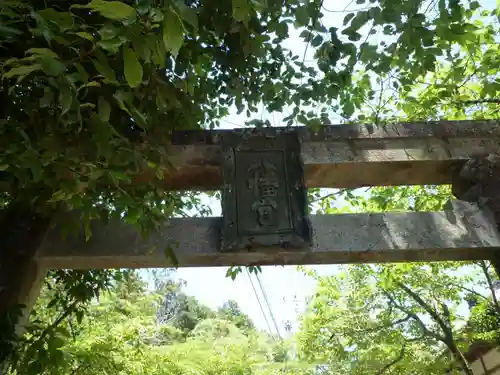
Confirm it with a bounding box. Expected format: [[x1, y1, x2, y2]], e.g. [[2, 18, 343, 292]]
[[255, 272, 282, 340], [253, 270, 291, 373], [246, 268, 275, 337]]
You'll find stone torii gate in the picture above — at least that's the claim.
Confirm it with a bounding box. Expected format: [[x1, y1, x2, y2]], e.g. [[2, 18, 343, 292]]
[[3, 120, 500, 319]]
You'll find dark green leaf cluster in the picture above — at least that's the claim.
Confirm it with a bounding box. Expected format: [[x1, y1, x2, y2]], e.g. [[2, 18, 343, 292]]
[[0, 0, 485, 231], [0, 0, 327, 231]]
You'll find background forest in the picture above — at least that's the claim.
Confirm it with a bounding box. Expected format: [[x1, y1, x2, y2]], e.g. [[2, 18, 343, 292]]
[[1, 0, 500, 373]]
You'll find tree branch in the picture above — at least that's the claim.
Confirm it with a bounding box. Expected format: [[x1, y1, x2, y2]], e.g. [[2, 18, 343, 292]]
[[345, 315, 412, 336], [396, 282, 451, 337], [456, 99, 500, 105], [375, 342, 406, 375], [395, 283, 475, 375], [405, 334, 426, 342], [478, 260, 500, 315], [453, 283, 490, 302], [36, 301, 79, 345], [381, 289, 445, 342]]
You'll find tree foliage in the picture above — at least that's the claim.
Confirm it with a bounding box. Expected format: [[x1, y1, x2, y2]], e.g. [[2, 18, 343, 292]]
[[9, 270, 311, 375], [299, 185, 500, 374], [298, 263, 488, 374], [1, 0, 496, 229], [301, 172, 500, 373], [217, 299, 255, 332]]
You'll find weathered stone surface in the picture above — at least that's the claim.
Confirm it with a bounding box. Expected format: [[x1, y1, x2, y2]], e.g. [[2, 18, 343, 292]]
[[452, 152, 500, 276], [220, 131, 311, 252], [0, 204, 49, 314], [135, 120, 500, 190], [0, 204, 49, 369], [37, 200, 500, 269]]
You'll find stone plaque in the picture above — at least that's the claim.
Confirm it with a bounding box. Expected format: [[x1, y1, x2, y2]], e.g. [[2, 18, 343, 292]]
[[220, 129, 311, 252]]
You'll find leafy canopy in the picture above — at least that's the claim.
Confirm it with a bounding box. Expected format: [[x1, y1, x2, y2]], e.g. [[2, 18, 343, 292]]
[[12, 270, 311, 375], [0, 0, 492, 231]]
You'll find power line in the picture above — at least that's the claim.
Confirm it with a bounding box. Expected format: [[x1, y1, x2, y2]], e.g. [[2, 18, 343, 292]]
[[255, 272, 282, 340], [254, 272, 290, 373], [246, 268, 274, 337]]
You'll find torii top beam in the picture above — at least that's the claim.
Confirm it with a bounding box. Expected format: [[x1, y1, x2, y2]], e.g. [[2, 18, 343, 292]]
[[138, 120, 500, 190]]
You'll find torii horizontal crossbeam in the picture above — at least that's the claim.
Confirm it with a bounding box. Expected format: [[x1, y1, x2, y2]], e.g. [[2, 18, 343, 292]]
[[37, 201, 500, 269], [142, 120, 500, 190]]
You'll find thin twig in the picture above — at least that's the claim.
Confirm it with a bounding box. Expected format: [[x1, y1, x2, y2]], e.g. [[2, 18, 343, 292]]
[[310, 188, 349, 203]]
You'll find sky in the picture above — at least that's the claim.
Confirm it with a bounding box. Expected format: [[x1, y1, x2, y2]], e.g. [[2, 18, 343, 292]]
[[175, 266, 332, 337], [163, 0, 497, 336]]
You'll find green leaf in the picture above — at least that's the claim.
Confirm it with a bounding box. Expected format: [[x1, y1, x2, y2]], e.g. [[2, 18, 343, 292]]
[[350, 11, 370, 31], [275, 22, 288, 38], [84, 220, 92, 241], [123, 45, 143, 88], [132, 37, 152, 62], [98, 24, 120, 40], [299, 29, 312, 40], [175, 2, 198, 30], [59, 85, 73, 115], [129, 104, 147, 128], [75, 310, 84, 324], [295, 6, 309, 27], [92, 51, 118, 84], [98, 97, 111, 122], [162, 9, 185, 57], [113, 90, 132, 114], [297, 114, 308, 125], [311, 34, 323, 47], [27, 361, 42, 375], [469, 0, 480, 10], [232, 0, 251, 25], [109, 170, 131, 182], [0, 25, 22, 37], [40, 87, 54, 108], [74, 0, 136, 21], [347, 31, 362, 41], [83, 81, 101, 88], [3, 64, 42, 79], [98, 37, 127, 53], [152, 39, 167, 67], [38, 8, 74, 30], [150, 8, 164, 22], [343, 13, 355, 25], [75, 62, 89, 83], [40, 57, 66, 76], [343, 100, 355, 117], [26, 48, 59, 58], [75, 32, 94, 41], [449, 23, 466, 35]]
